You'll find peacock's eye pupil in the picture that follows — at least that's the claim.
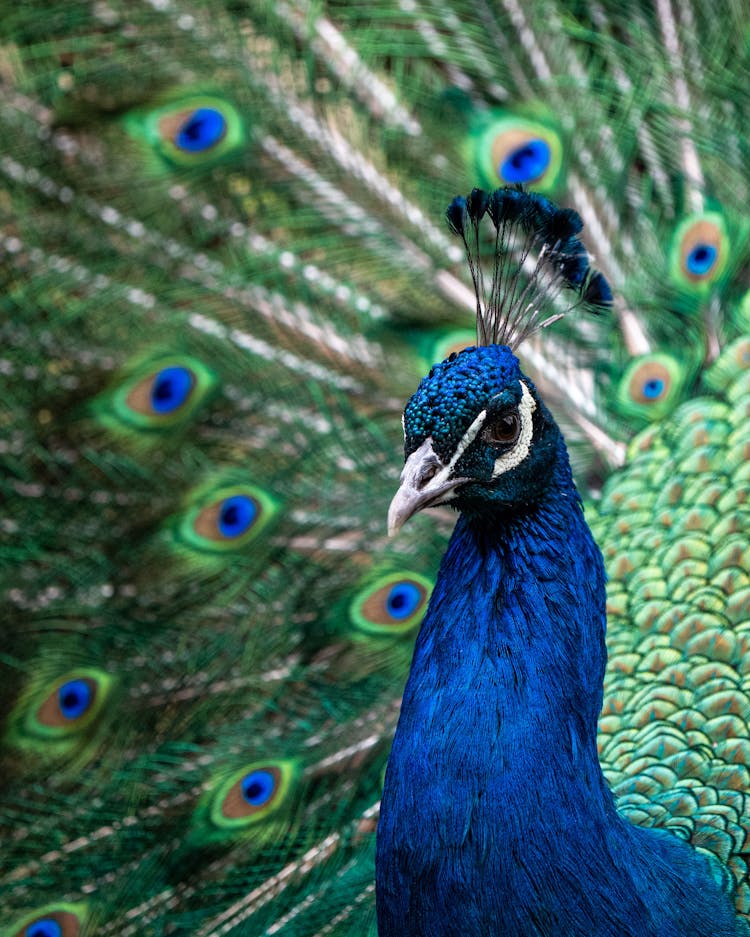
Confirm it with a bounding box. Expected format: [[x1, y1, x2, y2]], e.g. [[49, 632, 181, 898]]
[[26, 920, 62, 937], [500, 139, 550, 183], [58, 678, 92, 719], [241, 769, 275, 806], [686, 242, 717, 275], [150, 366, 194, 414], [643, 378, 665, 399], [175, 107, 227, 152], [484, 411, 521, 445]]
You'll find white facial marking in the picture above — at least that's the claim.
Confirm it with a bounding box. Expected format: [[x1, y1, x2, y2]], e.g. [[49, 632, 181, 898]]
[[430, 408, 487, 487], [491, 381, 537, 478]]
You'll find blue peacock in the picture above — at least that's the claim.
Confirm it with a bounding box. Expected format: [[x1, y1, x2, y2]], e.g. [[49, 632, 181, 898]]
[[1, 1, 749, 935]]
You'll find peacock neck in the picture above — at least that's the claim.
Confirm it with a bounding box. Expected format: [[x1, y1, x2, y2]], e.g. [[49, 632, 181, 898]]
[[376, 438, 617, 932], [404, 437, 609, 797]]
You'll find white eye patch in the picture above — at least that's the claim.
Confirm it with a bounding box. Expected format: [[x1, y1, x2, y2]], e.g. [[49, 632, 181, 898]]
[[435, 380, 537, 482], [491, 381, 537, 478]]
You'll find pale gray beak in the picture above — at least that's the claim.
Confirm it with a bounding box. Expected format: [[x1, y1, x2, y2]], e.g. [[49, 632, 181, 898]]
[[387, 438, 468, 536]]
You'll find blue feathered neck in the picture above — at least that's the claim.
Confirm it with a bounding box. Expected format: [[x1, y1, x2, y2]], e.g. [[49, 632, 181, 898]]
[[377, 437, 743, 937]]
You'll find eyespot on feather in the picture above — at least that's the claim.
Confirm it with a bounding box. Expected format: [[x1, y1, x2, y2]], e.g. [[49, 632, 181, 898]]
[[97, 357, 217, 431], [211, 761, 295, 828], [195, 494, 258, 540], [124, 95, 245, 168], [671, 213, 729, 291], [629, 363, 671, 405], [472, 114, 564, 194], [8, 905, 86, 937], [615, 354, 687, 423], [25, 670, 112, 740], [166, 107, 228, 153], [176, 484, 279, 553], [127, 365, 195, 416], [349, 573, 433, 635]]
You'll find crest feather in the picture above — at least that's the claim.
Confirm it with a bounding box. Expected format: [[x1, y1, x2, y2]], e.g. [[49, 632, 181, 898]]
[[446, 187, 612, 349]]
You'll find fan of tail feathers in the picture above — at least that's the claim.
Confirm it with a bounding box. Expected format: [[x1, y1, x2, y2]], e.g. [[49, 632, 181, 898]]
[[1, 0, 749, 934]]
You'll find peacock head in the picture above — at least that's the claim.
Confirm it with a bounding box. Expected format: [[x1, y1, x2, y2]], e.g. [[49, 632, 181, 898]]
[[388, 344, 560, 532], [388, 186, 611, 535]]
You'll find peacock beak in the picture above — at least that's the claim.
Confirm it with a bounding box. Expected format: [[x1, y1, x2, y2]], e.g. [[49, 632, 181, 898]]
[[387, 438, 467, 536]]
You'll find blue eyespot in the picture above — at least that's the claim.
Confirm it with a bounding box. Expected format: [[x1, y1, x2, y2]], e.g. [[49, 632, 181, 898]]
[[175, 108, 227, 152], [58, 679, 93, 720], [685, 243, 717, 276], [623, 355, 680, 416], [26, 920, 63, 937], [641, 378, 665, 400], [386, 582, 423, 620], [241, 769, 276, 807], [218, 495, 258, 538], [150, 366, 194, 414], [350, 573, 432, 634], [500, 139, 551, 184], [213, 761, 291, 827]]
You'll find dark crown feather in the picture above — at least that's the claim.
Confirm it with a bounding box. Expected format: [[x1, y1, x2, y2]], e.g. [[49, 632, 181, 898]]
[[446, 187, 613, 349]]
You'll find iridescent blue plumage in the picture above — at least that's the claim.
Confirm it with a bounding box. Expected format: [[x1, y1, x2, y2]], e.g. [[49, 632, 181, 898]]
[[377, 192, 746, 935]]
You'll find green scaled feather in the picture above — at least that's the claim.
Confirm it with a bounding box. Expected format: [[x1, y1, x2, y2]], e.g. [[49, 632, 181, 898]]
[[592, 345, 750, 916]]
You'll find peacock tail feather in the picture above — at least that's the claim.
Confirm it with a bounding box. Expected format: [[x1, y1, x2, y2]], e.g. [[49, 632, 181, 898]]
[[1, 0, 748, 933]]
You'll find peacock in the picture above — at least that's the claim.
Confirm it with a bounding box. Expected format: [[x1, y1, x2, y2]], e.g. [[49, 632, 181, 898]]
[[1, 1, 749, 935], [377, 187, 748, 936]]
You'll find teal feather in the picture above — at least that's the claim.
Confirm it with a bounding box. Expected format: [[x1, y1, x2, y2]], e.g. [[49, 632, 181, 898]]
[[1, 1, 749, 934]]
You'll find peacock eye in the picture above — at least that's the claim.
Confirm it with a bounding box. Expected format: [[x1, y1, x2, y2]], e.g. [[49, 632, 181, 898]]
[[483, 411, 521, 446], [8, 906, 84, 937]]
